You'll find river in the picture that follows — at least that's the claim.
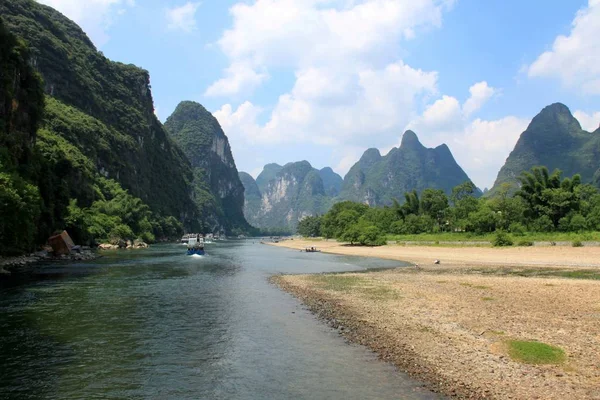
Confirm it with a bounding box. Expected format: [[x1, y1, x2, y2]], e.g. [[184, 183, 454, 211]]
[[0, 241, 441, 399]]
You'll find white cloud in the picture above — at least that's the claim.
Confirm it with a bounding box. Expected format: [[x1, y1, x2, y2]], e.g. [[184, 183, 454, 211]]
[[574, 110, 600, 132], [447, 117, 530, 189], [205, 63, 268, 97], [36, 0, 135, 47], [166, 2, 201, 33], [210, 0, 454, 95], [210, 0, 458, 178], [463, 81, 496, 117], [214, 61, 438, 147], [528, 0, 600, 94]]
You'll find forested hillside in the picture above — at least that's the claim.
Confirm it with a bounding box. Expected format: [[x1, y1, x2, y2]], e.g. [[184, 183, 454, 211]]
[[490, 103, 600, 194], [0, 1, 251, 254], [164, 101, 251, 235], [339, 131, 480, 206]]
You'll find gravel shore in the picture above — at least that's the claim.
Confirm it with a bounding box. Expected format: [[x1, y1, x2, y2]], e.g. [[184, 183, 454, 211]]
[[271, 240, 600, 399]]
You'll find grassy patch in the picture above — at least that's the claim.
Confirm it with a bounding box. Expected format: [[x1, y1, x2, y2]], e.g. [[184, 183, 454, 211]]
[[310, 275, 400, 300], [460, 282, 473, 287], [482, 297, 495, 301], [490, 330, 505, 335], [507, 340, 565, 365], [481, 268, 600, 281], [385, 231, 600, 244], [311, 275, 365, 292]]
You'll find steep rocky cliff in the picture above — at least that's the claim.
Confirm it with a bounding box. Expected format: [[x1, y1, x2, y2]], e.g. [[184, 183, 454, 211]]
[[0, 0, 196, 223], [489, 103, 600, 194], [164, 101, 250, 234], [339, 131, 479, 205], [240, 161, 341, 231]]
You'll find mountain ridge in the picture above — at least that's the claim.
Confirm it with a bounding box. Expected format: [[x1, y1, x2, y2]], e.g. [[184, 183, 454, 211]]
[[339, 130, 480, 205]]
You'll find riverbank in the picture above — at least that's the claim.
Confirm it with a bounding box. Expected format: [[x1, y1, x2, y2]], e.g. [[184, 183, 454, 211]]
[[0, 249, 98, 276], [270, 239, 600, 269], [271, 240, 600, 399]]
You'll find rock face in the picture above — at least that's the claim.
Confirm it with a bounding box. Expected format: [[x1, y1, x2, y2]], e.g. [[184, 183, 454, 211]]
[[240, 161, 342, 231], [164, 101, 250, 234], [0, 0, 197, 224], [339, 131, 479, 206], [489, 103, 600, 194]]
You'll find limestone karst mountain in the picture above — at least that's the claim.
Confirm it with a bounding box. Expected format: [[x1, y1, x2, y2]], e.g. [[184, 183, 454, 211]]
[[239, 161, 342, 231], [339, 130, 480, 206], [489, 103, 600, 194]]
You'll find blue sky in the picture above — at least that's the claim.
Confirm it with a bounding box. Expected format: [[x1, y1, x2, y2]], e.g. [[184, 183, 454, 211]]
[[38, 0, 600, 188]]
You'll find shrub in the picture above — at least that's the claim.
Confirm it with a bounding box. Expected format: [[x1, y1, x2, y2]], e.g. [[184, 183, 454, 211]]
[[108, 224, 134, 244], [493, 231, 513, 247], [572, 240, 584, 247], [358, 225, 386, 246], [517, 240, 534, 247], [508, 222, 526, 236]]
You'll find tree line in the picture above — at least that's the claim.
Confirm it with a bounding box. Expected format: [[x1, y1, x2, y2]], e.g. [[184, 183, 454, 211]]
[[297, 166, 600, 245]]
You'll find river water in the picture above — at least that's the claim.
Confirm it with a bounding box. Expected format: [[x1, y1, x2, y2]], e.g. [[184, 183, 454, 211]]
[[0, 241, 441, 399]]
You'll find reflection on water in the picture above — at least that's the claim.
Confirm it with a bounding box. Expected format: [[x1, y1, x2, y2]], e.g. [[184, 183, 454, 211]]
[[0, 241, 440, 399]]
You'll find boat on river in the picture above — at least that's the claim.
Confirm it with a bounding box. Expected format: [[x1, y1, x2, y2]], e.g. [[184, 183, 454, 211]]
[[186, 235, 205, 256]]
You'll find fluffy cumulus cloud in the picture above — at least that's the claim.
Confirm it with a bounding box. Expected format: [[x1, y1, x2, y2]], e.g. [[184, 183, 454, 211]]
[[205, 63, 269, 97], [211, 0, 454, 176], [36, 0, 135, 47], [574, 110, 600, 132], [528, 0, 600, 94], [166, 2, 201, 33], [214, 61, 438, 146], [210, 0, 453, 96], [407, 81, 529, 189]]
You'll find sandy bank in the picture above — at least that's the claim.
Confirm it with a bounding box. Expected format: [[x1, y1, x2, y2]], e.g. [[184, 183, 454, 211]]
[[270, 241, 600, 399], [270, 239, 600, 269], [273, 269, 600, 399]]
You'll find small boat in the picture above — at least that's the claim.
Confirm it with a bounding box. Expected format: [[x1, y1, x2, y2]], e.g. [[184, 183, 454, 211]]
[[304, 247, 321, 253], [187, 235, 205, 255]]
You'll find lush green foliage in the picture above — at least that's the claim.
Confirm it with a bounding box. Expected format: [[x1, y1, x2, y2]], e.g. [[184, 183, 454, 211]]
[[299, 166, 600, 245], [0, 18, 45, 255], [0, 163, 42, 255], [297, 215, 322, 237], [64, 178, 183, 244], [493, 231, 513, 247], [0, 0, 198, 234]]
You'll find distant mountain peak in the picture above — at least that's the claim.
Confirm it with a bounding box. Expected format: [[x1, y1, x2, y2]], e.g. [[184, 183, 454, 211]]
[[530, 102, 581, 132], [340, 130, 478, 205], [359, 148, 382, 163], [488, 102, 599, 195], [241, 160, 339, 230], [400, 130, 424, 149]]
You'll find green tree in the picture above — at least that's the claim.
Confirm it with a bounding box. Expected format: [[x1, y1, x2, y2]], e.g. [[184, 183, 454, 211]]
[[297, 215, 322, 237]]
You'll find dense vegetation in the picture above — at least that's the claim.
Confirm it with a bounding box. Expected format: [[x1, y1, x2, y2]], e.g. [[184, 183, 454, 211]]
[[1, 0, 196, 219], [298, 166, 600, 246], [0, 4, 194, 255], [240, 161, 343, 231], [339, 130, 481, 206], [490, 103, 600, 195], [164, 101, 251, 235]]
